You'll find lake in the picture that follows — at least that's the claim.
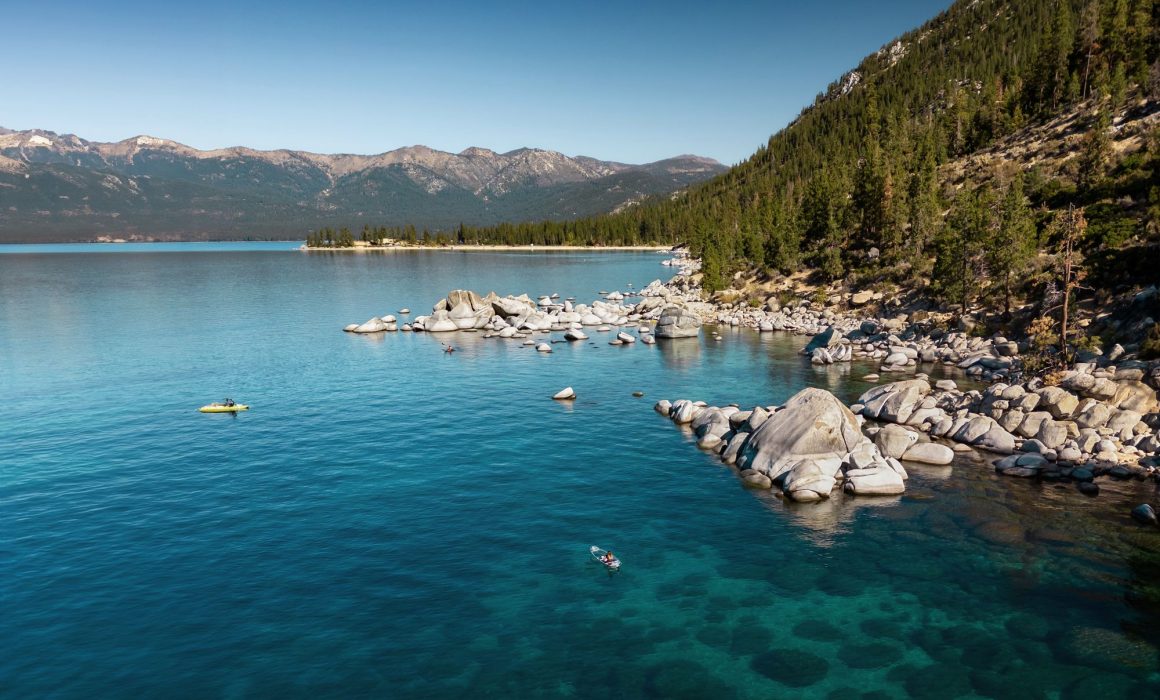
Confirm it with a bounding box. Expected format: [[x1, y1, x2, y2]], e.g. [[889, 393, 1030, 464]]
[[2, 244, 1158, 698]]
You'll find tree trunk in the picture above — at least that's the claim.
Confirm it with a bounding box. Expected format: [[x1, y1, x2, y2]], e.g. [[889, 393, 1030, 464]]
[[1004, 270, 1012, 317], [961, 246, 969, 317], [1060, 205, 1076, 358], [1060, 255, 1071, 357]]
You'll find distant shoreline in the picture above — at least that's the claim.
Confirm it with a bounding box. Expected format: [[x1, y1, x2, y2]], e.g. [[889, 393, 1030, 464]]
[[300, 244, 672, 252]]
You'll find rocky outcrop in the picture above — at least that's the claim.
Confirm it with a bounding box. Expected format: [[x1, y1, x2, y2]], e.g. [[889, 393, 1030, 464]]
[[655, 306, 702, 338], [346, 315, 398, 333], [341, 284, 699, 347], [855, 379, 1018, 455], [847, 368, 1159, 491], [660, 387, 907, 502]]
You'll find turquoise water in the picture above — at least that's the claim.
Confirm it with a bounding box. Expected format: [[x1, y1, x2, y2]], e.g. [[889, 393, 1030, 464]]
[[2, 245, 1159, 698]]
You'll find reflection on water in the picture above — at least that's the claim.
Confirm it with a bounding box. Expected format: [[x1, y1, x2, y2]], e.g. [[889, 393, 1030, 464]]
[[656, 336, 702, 371]]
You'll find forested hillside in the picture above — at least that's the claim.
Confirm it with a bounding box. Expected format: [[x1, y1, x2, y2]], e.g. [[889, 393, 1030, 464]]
[[438, 0, 1158, 320]]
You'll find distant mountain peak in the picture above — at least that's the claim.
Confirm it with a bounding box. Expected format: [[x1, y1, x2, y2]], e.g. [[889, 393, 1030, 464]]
[[129, 135, 177, 148], [0, 126, 726, 242], [459, 146, 497, 158]]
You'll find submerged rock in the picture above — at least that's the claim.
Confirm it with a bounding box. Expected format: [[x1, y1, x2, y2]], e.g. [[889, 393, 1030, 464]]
[[750, 649, 830, 688], [1131, 503, 1157, 526]]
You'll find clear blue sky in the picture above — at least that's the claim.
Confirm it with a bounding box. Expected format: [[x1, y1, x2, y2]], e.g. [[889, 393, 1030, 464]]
[[2, 0, 951, 164]]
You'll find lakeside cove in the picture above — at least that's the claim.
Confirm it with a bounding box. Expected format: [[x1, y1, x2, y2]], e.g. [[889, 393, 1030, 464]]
[[343, 248, 1160, 518]]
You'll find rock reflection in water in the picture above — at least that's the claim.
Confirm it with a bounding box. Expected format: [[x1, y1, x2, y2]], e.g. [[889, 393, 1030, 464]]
[[656, 336, 702, 371]]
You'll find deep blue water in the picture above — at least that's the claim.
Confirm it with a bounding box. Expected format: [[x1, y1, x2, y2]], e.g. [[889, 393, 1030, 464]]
[[2, 245, 1159, 699]]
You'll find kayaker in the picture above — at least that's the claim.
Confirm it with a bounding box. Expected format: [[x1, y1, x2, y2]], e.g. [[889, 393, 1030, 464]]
[[603, 551, 615, 564], [224, 398, 235, 407]]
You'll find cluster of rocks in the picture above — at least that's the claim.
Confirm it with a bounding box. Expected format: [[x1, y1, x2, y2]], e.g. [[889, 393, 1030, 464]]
[[658, 248, 700, 275], [343, 287, 704, 342], [345, 315, 400, 333], [852, 372, 1160, 490], [654, 388, 913, 501], [981, 365, 1160, 485], [710, 298, 847, 336], [852, 378, 1018, 454], [801, 323, 1019, 379]]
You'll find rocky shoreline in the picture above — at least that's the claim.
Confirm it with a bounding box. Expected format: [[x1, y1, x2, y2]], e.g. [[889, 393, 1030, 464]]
[[651, 255, 1160, 522], [341, 253, 706, 341], [342, 249, 1160, 523]]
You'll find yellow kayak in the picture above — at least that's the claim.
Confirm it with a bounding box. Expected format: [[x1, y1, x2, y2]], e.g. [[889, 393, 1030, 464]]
[[199, 403, 249, 413]]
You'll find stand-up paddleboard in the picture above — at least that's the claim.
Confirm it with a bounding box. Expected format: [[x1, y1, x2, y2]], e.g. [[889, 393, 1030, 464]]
[[590, 546, 620, 570], [199, 403, 248, 413]]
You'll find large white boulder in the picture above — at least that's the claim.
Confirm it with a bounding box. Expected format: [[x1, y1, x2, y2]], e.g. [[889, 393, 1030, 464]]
[[655, 306, 702, 338], [902, 442, 955, 465], [425, 310, 458, 333], [448, 302, 477, 329], [874, 424, 919, 459], [843, 462, 906, 495], [736, 388, 864, 482], [492, 296, 534, 318], [670, 399, 702, 424], [858, 379, 932, 424], [352, 317, 387, 333]]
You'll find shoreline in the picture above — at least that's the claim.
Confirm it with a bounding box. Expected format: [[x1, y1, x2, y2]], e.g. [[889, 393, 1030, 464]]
[[301, 244, 671, 252], [341, 250, 1159, 514], [671, 260, 1160, 505]]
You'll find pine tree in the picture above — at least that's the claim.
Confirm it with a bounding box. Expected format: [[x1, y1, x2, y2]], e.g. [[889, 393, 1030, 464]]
[[1126, 0, 1153, 93], [906, 135, 942, 260], [851, 84, 889, 259], [802, 174, 845, 280], [989, 174, 1037, 316], [933, 186, 992, 312], [1032, 0, 1076, 114], [1076, 109, 1111, 192]]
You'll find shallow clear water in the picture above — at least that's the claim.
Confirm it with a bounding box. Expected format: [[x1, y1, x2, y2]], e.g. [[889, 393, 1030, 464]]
[[2, 245, 1159, 699]]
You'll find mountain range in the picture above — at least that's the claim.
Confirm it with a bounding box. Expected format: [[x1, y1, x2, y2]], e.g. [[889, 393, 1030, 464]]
[[0, 129, 725, 242]]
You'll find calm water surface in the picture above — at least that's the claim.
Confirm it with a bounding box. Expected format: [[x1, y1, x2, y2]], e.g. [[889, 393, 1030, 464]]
[[2, 245, 1159, 698]]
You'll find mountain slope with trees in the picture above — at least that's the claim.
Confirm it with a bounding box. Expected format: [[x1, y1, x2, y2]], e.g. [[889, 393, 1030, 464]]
[[449, 0, 1158, 352]]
